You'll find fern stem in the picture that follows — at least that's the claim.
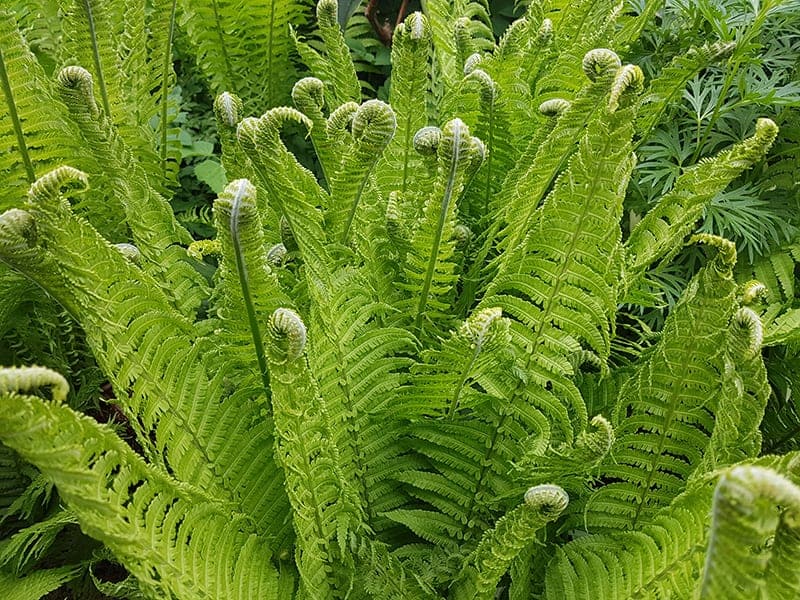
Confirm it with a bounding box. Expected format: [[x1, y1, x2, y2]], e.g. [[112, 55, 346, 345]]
[[0, 45, 34, 182], [81, 0, 112, 118], [159, 0, 178, 176], [341, 166, 374, 245], [414, 124, 462, 332], [229, 180, 271, 393]]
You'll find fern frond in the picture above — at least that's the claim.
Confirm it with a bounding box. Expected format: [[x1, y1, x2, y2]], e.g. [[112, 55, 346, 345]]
[[585, 235, 740, 531], [297, 0, 360, 108], [0, 11, 84, 211], [0, 168, 291, 548], [374, 12, 432, 199], [452, 485, 569, 600], [265, 308, 362, 598], [398, 118, 484, 340], [544, 453, 800, 599], [56, 66, 207, 317], [212, 178, 293, 394], [327, 99, 396, 245], [178, 0, 308, 111], [699, 307, 769, 471], [58, 0, 178, 190], [700, 466, 800, 598], [624, 118, 779, 293], [0, 367, 280, 599], [0, 566, 82, 600], [637, 40, 736, 140]]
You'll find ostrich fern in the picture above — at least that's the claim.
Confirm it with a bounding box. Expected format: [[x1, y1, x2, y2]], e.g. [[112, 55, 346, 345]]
[[1, 1, 800, 599]]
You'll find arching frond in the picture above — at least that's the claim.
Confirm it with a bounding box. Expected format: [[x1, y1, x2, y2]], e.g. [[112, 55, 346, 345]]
[[0, 367, 280, 600]]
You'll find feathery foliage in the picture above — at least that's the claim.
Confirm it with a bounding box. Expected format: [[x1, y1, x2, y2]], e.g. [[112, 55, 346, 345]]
[[1, 0, 800, 598]]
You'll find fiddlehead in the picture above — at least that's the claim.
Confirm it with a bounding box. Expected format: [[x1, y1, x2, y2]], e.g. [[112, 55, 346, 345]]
[[330, 99, 396, 244], [213, 179, 279, 392], [453, 485, 569, 600], [624, 119, 778, 291], [28, 165, 88, 206], [608, 64, 644, 112], [0, 366, 68, 402], [404, 118, 485, 339], [213, 92, 250, 184], [267, 307, 307, 364], [581, 48, 622, 82], [56, 65, 100, 120], [325, 101, 359, 138], [113, 243, 141, 265], [538, 98, 571, 117], [700, 466, 800, 598], [0, 208, 37, 258]]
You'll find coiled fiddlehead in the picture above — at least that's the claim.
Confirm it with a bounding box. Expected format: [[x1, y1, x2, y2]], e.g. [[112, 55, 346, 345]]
[[114, 243, 141, 265], [582, 48, 622, 82], [538, 98, 571, 118], [608, 64, 645, 112], [267, 308, 307, 364], [413, 126, 443, 155], [0, 366, 68, 402], [213, 92, 252, 184], [325, 101, 359, 138], [0, 208, 37, 257], [57, 66, 100, 120], [214, 92, 243, 129], [700, 466, 800, 599], [335, 99, 396, 244], [731, 307, 764, 357], [741, 280, 767, 305]]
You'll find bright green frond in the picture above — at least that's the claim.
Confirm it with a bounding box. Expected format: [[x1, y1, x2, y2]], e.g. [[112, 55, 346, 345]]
[[624, 118, 779, 293], [0, 168, 290, 547], [700, 466, 800, 599], [0, 367, 279, 600], [585, 236, 740, 531], [452, 485, 569, 600]]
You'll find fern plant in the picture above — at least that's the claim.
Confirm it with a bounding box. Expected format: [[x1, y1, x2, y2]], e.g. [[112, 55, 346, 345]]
[[2, 0, 800, 598]]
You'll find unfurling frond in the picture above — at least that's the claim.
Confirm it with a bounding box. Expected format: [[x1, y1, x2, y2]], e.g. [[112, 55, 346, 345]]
[[624, 118, 778, 291], [453, 485, 569, 600], [700, 466, 800, 598], [0, 372, 280, 599], [0, 366, 68, 402]]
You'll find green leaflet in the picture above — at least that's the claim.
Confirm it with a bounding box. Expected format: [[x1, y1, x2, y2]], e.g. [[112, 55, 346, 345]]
[[0, 367, 280, 600]]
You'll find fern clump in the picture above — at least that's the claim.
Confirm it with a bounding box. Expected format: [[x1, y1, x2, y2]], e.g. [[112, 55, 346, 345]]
[[1, 1, 800, 599]]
